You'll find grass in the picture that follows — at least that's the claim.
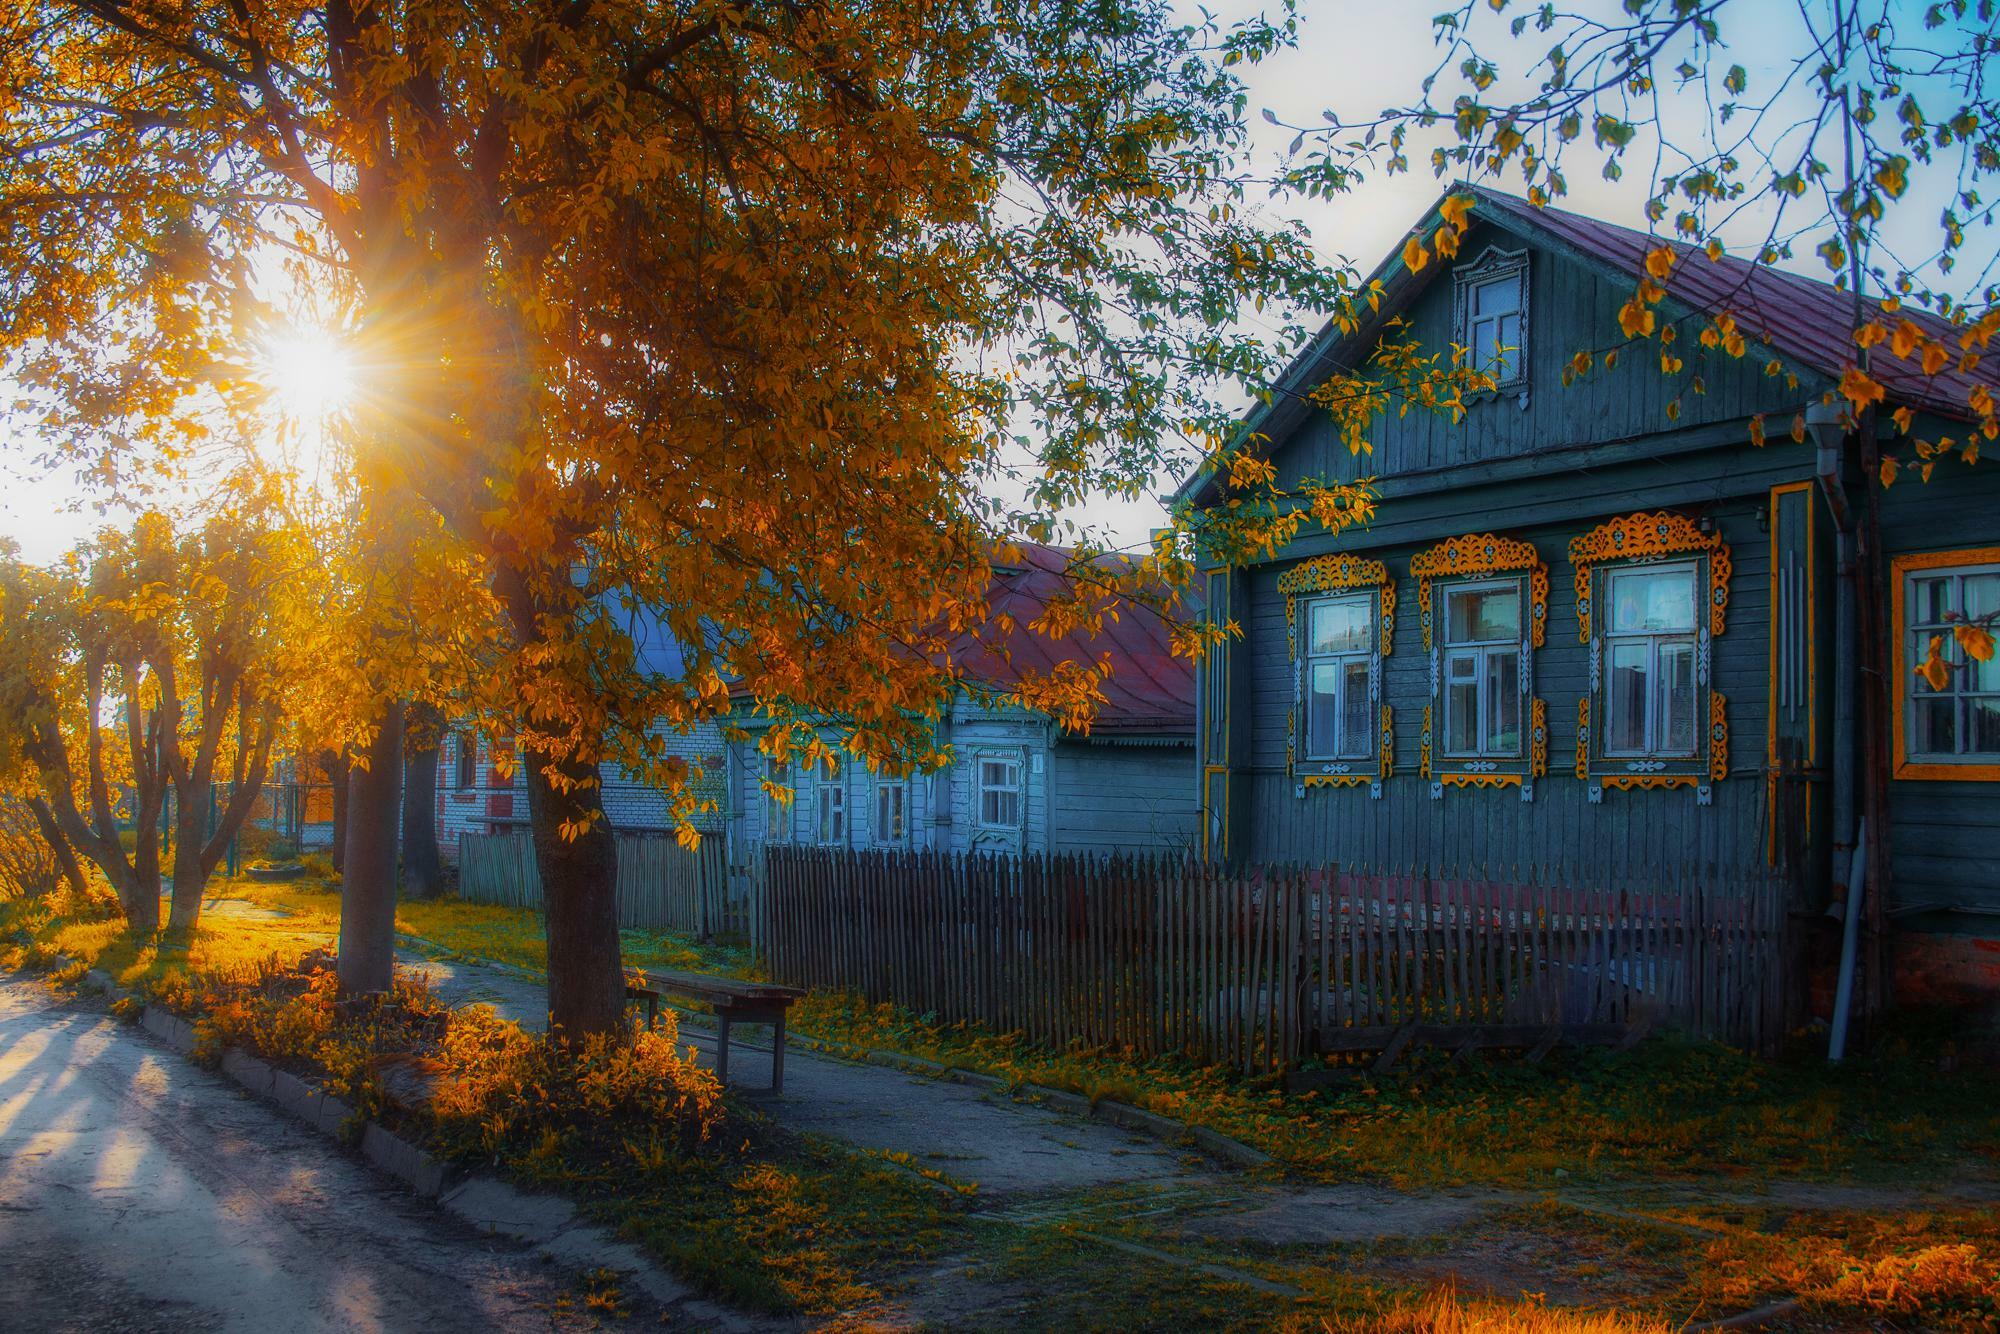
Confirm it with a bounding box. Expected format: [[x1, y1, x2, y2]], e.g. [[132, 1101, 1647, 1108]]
[[8, 872, 1998, 1330]]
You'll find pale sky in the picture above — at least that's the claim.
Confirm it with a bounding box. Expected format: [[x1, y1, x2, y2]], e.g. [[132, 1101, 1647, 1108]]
[[1, 1, 1975, 563]]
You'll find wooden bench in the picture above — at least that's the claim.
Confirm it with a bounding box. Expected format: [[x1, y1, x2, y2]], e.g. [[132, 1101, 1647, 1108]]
[[624, 970, 806, 1094]]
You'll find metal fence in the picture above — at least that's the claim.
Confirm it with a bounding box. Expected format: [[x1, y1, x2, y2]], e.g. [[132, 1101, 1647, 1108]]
[[760, 847, 1795, 1072]]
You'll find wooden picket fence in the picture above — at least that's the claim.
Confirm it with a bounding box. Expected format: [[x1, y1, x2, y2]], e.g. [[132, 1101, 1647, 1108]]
[[457, 830, 743, 938], [760, 847, 1795, 1072]]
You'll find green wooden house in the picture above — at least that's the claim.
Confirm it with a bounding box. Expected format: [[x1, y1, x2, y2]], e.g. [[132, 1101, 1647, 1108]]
[[1182, 185, 1999, 1017]]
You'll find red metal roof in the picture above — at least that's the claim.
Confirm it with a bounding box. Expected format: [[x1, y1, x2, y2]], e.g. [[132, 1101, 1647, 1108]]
[[942, 541, 1196, 738], [1469, 184, 1997, 420]]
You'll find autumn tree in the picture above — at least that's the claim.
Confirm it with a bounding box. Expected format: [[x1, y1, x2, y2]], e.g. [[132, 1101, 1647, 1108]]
[[0, 1, 1407, 1036]]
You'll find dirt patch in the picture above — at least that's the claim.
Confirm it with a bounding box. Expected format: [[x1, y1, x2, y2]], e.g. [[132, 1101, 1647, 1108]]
[[1172, 1183, 1524, 1249]]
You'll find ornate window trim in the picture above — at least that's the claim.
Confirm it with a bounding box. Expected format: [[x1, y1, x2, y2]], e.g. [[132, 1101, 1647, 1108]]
[[1410, 534, 1548, 801], [1279, 554, 1396, 799], [1453, 246, 1531, 395], [1569, 511, 1732, 804]]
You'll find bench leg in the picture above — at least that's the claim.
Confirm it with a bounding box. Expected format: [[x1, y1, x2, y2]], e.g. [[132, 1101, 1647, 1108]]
[[771, 1011, 786, 1095], [717, 1015, 731, 1087]]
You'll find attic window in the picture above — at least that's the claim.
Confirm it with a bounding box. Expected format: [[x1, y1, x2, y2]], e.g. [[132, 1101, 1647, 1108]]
[[1454, 247, 1530, 390]]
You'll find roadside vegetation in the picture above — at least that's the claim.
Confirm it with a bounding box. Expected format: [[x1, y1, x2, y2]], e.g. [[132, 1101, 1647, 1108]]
[[7, 863, 1996, 1330]]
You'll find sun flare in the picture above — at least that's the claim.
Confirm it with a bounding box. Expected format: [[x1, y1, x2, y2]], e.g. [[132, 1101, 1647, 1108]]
[[261, 328, 355, 424]]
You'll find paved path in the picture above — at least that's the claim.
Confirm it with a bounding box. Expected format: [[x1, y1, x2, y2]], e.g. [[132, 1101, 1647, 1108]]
[[402, 950, 1202, 1198], [0, 976, 640, 1332]]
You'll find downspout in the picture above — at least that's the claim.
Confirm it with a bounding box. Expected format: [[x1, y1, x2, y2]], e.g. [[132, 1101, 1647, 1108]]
[[1809, 399, 1864, 1062]]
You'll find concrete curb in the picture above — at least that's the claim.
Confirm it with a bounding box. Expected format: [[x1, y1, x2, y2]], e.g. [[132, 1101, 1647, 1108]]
[[790, 1031, 1276, 1172], [16, 959, 765, 1329]]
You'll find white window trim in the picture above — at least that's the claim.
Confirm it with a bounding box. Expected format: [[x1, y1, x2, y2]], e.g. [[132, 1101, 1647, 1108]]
[[1902, 557, 2000, 766], [1600, 559, 1703, 761], [1439, 576, 1527, 760], [1300, 591, 1376, 763], [974, 751, 1025, 831], [872, 777, 909, 845]]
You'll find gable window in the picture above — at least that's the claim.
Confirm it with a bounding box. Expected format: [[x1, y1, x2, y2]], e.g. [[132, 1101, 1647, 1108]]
[[873, 779, 907, 844], [1602, 563, 1699, 757], [1441, 580, 1524, 757], [815, 778, 845, 845], [1894, 550, 2000, 778], [454, 732, 478, 790], [1453, 248, 1530, 389], [976, 755, 1022, 829], [1303, 593, 1374, 762]]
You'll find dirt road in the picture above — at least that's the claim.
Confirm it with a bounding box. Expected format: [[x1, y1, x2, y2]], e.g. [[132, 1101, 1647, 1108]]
[[0, 976, 631, 1332]]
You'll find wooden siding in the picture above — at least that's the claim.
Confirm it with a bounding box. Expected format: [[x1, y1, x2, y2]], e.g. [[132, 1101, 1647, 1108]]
[[1050, 741, 1198, 856], [1239, 482, 1783, 881], [1872, 439, 2000, 932], [1271, 220, 1826, 492]]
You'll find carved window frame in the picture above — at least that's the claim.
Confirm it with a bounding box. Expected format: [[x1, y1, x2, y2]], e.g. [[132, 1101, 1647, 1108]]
[[1570, 511, 1732, 804], [1453, 246, 1531, 394], [1279, 554, 1396, 799], [1411, 533, 1549, 800]]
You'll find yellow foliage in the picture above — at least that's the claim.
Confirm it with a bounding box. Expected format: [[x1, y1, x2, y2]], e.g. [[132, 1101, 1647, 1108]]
[[1324, 1287, 1673, 1334], [1618, 300, 1656, 338]]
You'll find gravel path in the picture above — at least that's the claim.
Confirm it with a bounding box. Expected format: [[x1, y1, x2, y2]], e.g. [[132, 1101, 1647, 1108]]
[[0, 976, 642, 1332]]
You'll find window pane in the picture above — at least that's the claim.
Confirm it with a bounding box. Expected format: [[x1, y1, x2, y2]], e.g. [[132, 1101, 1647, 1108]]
[[1973, 650, 2000, 692], [1609, 569, 1696, 633], [1445, 651, 1479, 753], [1608, 641, 1650, 751], [1485, 650, 1521, 753], [1911, 576, 1953, 625], [1308, 662, 1341, 757], [1964, 574, 2000, 621], [1492, 312, 1520, 375], [1310, 598, 1370, 653], [1446, 586, 1520, 643], [1913, 698, 1956, 754], [1474, 275, 1517, 318], [1660, 640, 1696, 754], [1969, 698, 2000, 754], [877, 786, 902, 841], [1340, 660, 1371, 758]]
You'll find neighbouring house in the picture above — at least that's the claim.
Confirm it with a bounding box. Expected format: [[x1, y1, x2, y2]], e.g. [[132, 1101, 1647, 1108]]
[[436, 603, 730, 856], [726, 541, 1199, 863], [1182, 184, 2000, 1017]]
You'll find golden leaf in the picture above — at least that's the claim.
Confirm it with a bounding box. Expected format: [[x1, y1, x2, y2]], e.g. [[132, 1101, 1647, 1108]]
[[1618, 299, 1656, 338], [1890, 319, 1923, 360], [1402, 235, 1430, 273], [1915, 635, 1953, 692], [1644, 246, 1676, 281], [1839, 367, 1886, 411], [1955, 623, 1996, 664]]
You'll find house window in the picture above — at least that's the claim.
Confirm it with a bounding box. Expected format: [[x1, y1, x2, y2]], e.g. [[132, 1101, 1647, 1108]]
[[762, 756, 791, 844], [1454, 248, 1529, 387], [1440, 579, 1524, 757], [1897, 552, 2000, 775], [1602, 562, 1700, 758], [815, 779, 845, 845], [454, 733, 477, 789], [1302, 593, 1374, 761], [976, 755, 1022, 829], [873, 781, 906, 844]]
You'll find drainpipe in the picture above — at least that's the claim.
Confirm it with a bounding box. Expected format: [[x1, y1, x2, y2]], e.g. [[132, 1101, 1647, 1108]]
[[1808, 399, 1864, 1062]]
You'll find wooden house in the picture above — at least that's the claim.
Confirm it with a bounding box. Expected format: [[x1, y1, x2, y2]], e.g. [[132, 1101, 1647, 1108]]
[[1183, 185, 1999, 1015], [726, 542, 1198, 861]]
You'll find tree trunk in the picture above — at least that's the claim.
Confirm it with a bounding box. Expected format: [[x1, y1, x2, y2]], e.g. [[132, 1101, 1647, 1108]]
[[523, 741, 624, 1042], [401, 704, 444, 898], [166, 791, 208, 931], [26, 796, 87, 898], [338, 701, 405, 997], [320, 749, 351, 875]]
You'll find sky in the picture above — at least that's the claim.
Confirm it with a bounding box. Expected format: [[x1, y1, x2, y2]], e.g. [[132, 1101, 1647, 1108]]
[[1, 1, 1978, 563]]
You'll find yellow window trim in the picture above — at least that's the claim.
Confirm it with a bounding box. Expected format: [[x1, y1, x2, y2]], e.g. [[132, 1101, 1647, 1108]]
[[1890, 544, 2000, 782]]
